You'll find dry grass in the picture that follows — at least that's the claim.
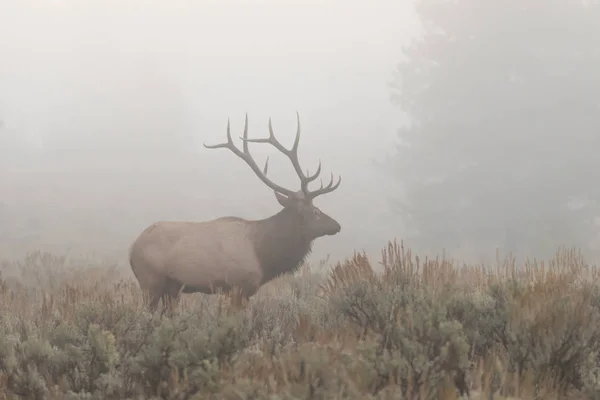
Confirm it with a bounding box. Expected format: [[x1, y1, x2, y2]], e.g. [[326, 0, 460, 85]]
[[0, 241, 599, 399]]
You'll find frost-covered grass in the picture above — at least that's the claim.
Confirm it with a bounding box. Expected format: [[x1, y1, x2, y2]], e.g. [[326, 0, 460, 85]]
[[1, 241, 599, 399]]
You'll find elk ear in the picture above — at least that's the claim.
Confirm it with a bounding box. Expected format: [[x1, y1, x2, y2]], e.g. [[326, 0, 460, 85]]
[[274, 190, 293, 207]]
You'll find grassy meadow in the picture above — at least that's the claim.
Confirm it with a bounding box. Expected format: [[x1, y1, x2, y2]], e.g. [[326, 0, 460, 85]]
[[1, 241, 600, 399]]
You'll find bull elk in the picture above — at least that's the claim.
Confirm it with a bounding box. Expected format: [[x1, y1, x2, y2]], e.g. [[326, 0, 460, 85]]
[[129, 113, 342, 312]]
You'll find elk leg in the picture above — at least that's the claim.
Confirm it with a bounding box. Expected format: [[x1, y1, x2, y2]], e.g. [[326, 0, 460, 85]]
[[148, 293, 161, 313], [229, 285, 250, 310], [145, 281, 166, 313], [161, 278, 183, 316]]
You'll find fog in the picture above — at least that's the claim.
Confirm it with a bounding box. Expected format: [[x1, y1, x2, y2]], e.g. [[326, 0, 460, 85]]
[[4, 1, 598, 270], [0, 0, 420, 265]]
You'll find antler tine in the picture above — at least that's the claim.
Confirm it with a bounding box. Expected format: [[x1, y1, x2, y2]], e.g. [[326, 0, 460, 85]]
[[291, 111, 301, 153], [239, 113, 322, 195], [203, 119, 235, 150], [308, 160, 322, 181], [306, 173, 342, 200], [203, 114, 295, 197], [241, 113, 251, 154]]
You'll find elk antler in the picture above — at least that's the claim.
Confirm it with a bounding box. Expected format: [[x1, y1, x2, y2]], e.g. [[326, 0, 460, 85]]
[[203, 114, 297, 197], [239, 112, 341, 200]]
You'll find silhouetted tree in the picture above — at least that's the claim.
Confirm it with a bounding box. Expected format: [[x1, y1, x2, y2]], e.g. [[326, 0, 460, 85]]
[[389, 0, 600, 259]]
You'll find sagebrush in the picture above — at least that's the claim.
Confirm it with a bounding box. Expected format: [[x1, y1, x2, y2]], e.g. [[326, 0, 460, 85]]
[[1, 241, 599, 399]]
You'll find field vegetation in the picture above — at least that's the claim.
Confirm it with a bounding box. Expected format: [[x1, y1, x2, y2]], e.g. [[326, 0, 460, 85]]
[[1, 241, 600, 399]]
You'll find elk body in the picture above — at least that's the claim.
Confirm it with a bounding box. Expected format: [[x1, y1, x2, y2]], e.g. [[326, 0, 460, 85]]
[[129, 113, 342, 312]]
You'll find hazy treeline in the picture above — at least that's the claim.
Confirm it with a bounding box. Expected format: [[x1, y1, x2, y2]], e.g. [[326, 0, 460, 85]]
[[388, 0, 600, 261]]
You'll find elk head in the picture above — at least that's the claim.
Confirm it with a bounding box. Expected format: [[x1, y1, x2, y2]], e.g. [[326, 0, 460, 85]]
[[203, 113, 341, 240]]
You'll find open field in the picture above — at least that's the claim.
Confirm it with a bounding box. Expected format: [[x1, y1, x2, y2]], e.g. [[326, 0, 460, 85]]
[[1, 241, 600, 399]]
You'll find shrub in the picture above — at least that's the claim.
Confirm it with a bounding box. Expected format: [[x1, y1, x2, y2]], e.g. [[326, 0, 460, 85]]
[[0, 243, 598, 398]]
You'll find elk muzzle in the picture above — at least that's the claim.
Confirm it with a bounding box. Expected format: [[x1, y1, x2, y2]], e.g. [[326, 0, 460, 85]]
[[327, 220, 341, 235]]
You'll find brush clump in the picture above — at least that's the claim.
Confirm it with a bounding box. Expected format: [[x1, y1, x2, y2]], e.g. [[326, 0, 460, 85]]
[[1, 242, 600, 399]]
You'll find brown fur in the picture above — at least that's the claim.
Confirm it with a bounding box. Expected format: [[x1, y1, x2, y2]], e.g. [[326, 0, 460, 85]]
[[129, 197, 338, 313]]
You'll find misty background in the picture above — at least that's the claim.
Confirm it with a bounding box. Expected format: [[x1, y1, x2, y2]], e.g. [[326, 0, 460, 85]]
[[1, 0, 599, 268]]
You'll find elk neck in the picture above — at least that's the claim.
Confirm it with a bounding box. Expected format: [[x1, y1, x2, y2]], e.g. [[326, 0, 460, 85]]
[[251, 207, 313, 284]]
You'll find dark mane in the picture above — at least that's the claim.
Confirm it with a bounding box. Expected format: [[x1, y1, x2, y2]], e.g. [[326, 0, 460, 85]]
[[251, 208, 313, 284]]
